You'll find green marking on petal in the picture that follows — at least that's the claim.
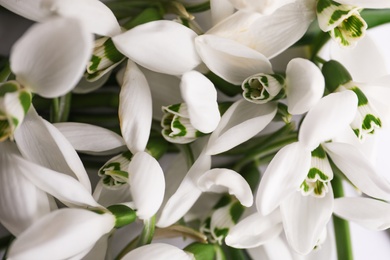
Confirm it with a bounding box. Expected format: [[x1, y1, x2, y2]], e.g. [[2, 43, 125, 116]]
[[242, 73, 285, 104], [317, 0, 340, 14], [104, 38, 124, 63], [213, 228, 229, 240], [350, 87, 368, 106], [171, 117, 187, 137], [313, 181, 328, 196], [99, 152, 132, 188], [311, 145, 326, 159], [88, 55, 102, 72], [329, 9, 349, 25], [307, 168, 329, 181], [362, 114, 381, 131]]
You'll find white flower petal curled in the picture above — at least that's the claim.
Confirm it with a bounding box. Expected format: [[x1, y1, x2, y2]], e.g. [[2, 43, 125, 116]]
[[206, 99, 277, 155], [10, 17, 93, 98], [285, 58, 325, 115], [113, 20, 201, 75], [197, 168, 253, 207], [119, 61, 152, 154], [180, 71, 220, 133], [128, 152, 165, 219]]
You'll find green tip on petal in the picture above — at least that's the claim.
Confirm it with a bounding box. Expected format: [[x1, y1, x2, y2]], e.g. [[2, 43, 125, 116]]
[[321, 60, 353, 93]]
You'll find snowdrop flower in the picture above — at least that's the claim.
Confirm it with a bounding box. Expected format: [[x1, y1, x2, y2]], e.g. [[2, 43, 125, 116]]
[[0, 140, 100, 236], [316, 0, 390, 47], [0, 17, 93, 141], [161, 71, 220, 144], [322, 60, 390, 141], [256, 91, 390, 254], [242, 58, 324, 115]]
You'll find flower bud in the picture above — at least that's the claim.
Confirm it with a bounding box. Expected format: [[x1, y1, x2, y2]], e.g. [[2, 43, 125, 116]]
[[317, 0, 367, 47], [86, 37, 125, 81], [242, 73, 285, 104], [0, 81, 31, 142], [161, 103, 205, 144]]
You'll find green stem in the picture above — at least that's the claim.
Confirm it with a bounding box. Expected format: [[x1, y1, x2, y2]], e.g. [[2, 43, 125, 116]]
[[331, 175, 353, 260], [50, 92, 72, 123], [137, 216, 156, 247]]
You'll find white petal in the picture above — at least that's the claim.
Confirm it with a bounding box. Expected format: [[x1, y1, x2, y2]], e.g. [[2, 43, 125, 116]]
[[333, 0, 390, 8], [256, 142, 311, 215], [248, 1, 315, 58], [299, 91, 358, 150], [8, 208, 115, 260], [14, 107, 91, 192], [333, 197, 390, 230], [180, 71, 220, 133], [330, 34, 388, 82], [280, 189, 334, 255], [0, 141, 51, 236], [285, 58, 325, 115], [195, 34, 273, 85], [197, 168, 253, 207], [42, 0, 121, 36], [0, 0, 50, 21], [13, 156, 99, 208], [54, 122, 126, 155], [141, 67, 183, 120], [128, 152, 165, 219], [225, 211, 283, 248], [207, 1, 316, 59], [206, 100, 277, 155], [72, 71, 112, 94], [119, 61, 152, 154], [229, 0, 295, 14], [122, 243, 191, 260], [113, 21, 201, 75], [324, 142, 390, 200], [10, 17, 93, 98], [157, 154, 211, 228], [210, 0, 235, 25], [82, 234, 109, 260]]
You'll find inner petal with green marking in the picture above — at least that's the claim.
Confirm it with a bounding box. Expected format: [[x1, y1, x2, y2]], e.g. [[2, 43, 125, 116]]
[[86, 37, 125, 82], [300, 145, 332, 198], [161, 103, 204, 144], [0, 81, 32, 142], [347, 85, 382, 140], [316, 0, 366, 47], [99, 151, 132, 189], [242, 73, 285, 104]]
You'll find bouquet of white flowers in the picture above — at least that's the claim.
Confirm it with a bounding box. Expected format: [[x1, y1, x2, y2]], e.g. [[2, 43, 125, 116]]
[[1, 0, 390, 259]]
